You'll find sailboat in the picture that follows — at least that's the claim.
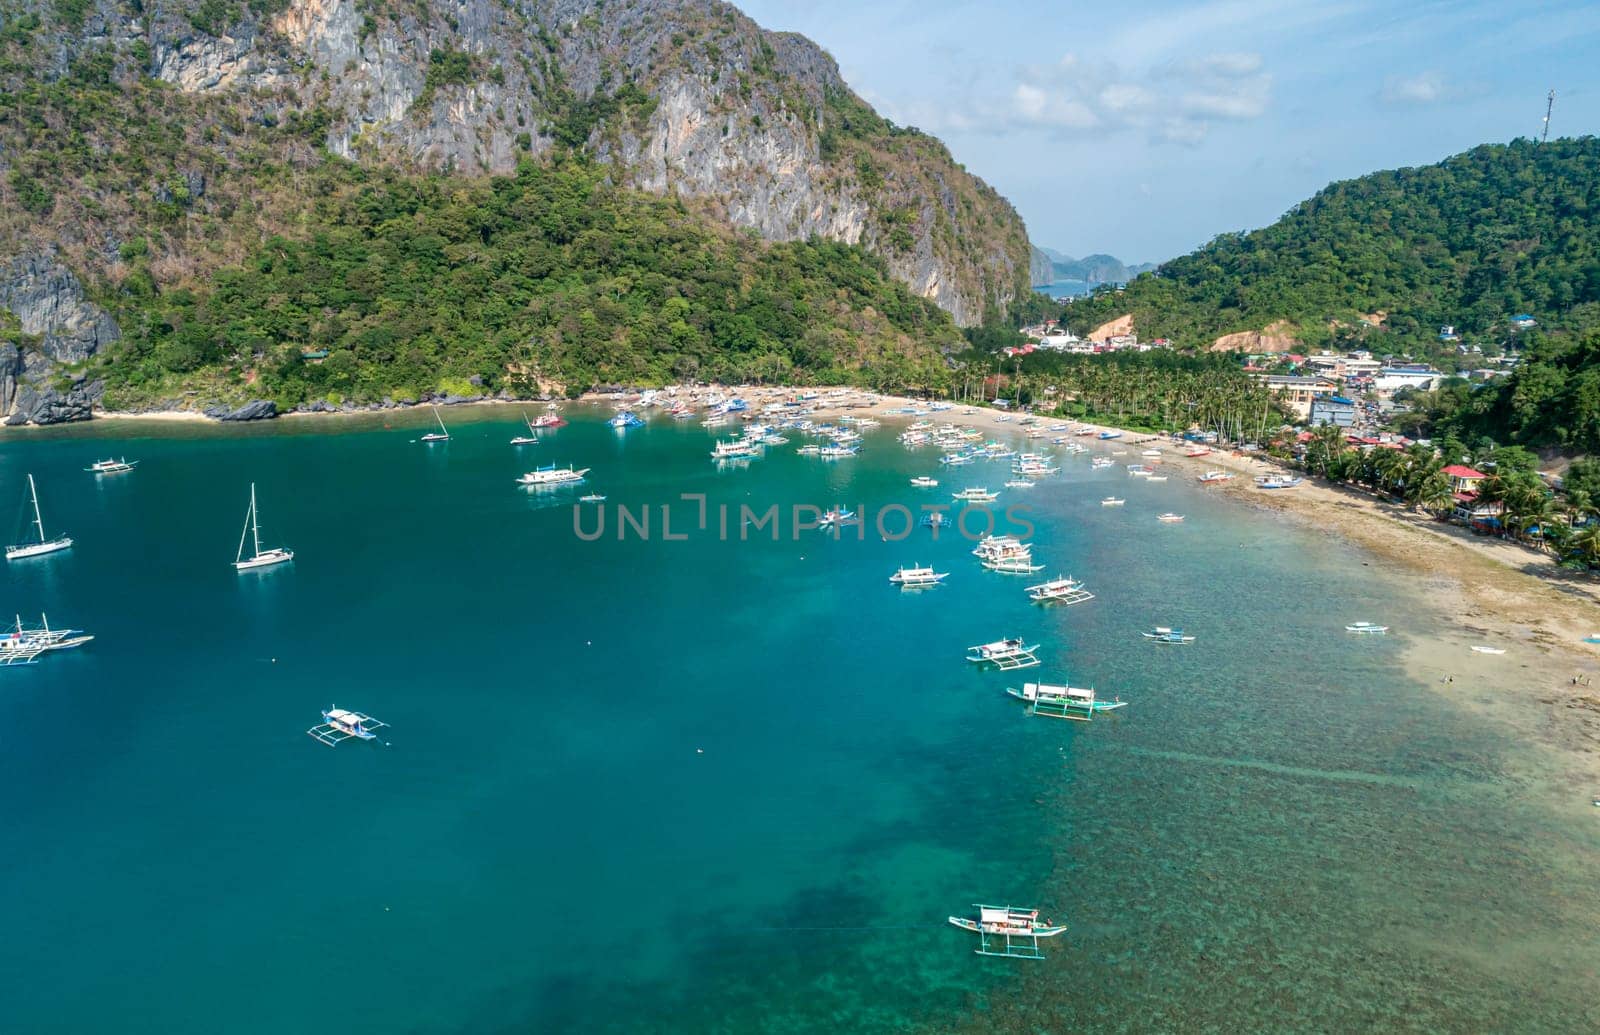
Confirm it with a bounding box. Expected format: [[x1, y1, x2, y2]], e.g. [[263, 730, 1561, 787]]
[[6, 474, 73, 560], [420, 406, 450, 442], [233, 483, 294, 571], [510, 411, 539, 445]]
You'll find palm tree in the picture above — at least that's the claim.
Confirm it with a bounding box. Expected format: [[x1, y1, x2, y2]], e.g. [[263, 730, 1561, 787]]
[[1569, 523, 1600, 569], [1413, 469, 1455, 516]]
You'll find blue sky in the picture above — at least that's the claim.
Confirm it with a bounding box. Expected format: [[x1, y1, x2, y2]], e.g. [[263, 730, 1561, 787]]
[[739, 0, 1600, 263]]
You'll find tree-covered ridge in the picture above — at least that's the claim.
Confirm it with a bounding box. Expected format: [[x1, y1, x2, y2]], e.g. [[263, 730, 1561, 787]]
[[1064, 138, 1600, 350], [103, 158, 961, 409]]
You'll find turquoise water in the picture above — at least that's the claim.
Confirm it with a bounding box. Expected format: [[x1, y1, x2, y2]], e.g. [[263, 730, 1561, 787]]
[[1, 409, 1596, 1032]]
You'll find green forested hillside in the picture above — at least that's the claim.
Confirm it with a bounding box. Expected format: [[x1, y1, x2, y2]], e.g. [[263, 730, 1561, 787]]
[[1064, 138, 1600, 350]]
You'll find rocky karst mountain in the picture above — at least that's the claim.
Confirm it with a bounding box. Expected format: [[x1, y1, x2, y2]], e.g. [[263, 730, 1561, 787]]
[[0, 0, 1034, 421]]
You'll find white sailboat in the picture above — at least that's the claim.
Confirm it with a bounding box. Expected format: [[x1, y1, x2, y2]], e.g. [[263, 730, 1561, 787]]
[[233, 483, 294, 571], [6, 474, 73, 560], [420, 405, 450, 442], [510, 411, 539, 445]]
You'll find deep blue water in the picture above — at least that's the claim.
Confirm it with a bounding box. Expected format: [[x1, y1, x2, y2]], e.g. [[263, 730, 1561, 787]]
[[0, 408, 1595, 1032]]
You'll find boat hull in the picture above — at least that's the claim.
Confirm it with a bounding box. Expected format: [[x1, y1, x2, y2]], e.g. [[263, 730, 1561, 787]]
[[6, 537, 73, 560], [235, 549, 294, 571]]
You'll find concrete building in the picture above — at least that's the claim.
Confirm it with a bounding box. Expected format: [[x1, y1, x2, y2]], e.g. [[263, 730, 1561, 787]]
[[1308, 395, 1358, 427], [1256, 375, 1340, 420]]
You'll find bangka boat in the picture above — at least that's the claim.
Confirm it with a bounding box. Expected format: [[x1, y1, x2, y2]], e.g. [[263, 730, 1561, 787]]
[[420, 405, 450, 442], [939, 453, 975, 466], [819, 444, 858, 459], [1127, 465, 1153, 477], [6, 475, 73, 561], [1004, 479, 1036, 489], [948, 905, 1066, 960], [0, 614, 94, 666], [983, 555, 1044, 575], [711, 439, 761, 460], [1156, 513, 1185, 523], [1141, 449, 1162, 457], [233, 483, 294, 571], [1345, 622, 1389, 634], [1090, 457, 1114, 469], [1142, 626, 1195, 644], [952, 487, 999, 503], [889, 564, 949, 587], [1145, 475, 1168, 482], [307, 706, 388, 747], [1184, 446, 1212, 458], [910, 476, 940, 488], [85, 457, 138, 474], [1253, 475, 1302, 489], [972, 535, 1028, 559], [608, 410, 645, 429], [518, 464, 590, 487], [1097, 430, 1122, 440], [1007, 681, 1126, 721], [1101, 497, 1124, 506], [1027, 576, 1094, 605], [921, 512, 949, 528], [818, 507, 857, 529], [966, 638, 1041, 670], [510, 411, 541, 445], [1198, 470, 1232, 483], [532, 412, 567, 429]]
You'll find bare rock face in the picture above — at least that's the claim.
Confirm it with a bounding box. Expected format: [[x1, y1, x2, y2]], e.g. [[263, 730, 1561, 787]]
[[129, 0, 1032, 325], [0, 253, 119, 423]]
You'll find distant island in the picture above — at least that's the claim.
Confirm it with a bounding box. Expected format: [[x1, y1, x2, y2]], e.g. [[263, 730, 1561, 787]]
[[1031, 247, 1157, 289]]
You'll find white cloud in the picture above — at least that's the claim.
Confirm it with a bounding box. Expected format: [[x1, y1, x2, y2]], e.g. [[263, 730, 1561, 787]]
[[1378, 70, 1452, 105]]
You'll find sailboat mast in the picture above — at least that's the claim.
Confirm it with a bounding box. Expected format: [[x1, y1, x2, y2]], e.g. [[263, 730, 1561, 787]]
[[251, 483, 263, 558], [27, 474, 44, 540], [236, 487, 253, 563]]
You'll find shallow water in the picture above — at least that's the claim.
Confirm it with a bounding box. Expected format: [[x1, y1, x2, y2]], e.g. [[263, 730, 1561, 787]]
[[1, 409, 1595, 1032]]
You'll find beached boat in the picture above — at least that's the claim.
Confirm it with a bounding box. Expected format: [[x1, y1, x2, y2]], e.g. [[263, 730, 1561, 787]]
[[1142, 627, 1195, 644], [1141, 449, 1162, 458], [1254, 475, 1303, 489], [6, 475, 73, 561], [889, 564, 949, 587], [910, 476, 939, 488], [1101, 497, 1125, 506], [1345, 622, 1389, 634], [1007, 681, 1126, 721], [306, 706, 388, 747], [85, 458, 138, 474], [232, 483, 294, 571], [1097, 430, 1122, 440], [510, 411, 541, 444], [1184, 446, 1212, 458], [948, 905, 1066, 960], [966, 638, 1041, 670], [952, 487, 999, 503], [1027, 576, 1094, 605], [1156, 513, 1184, 523], [1198, 470, 1233, 483], [1145, 475, 1168, 482], [518, 464, 590, 487], [420, 405, 450, 442]]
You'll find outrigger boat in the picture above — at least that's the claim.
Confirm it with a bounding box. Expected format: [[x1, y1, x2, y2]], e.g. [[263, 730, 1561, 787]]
[[419, 405, 450, 442], [1156, 513, 1185, 523], [85, 457, 138, 474], [972, 534, 1029, 560], [1142, 626, 1195, 644], [1091, 456, 1114, 470], [921, 511, 949, 529], [518, 464, 590, 487], [1004, 479, 1036, 489], [608, 410, 645, 429], [1198, 470, 1232, 483], [0, 614, 94, 666], [1027, 576, 1094, 605], [983, 554, 1044, 575], [711, 439, 761, 460], [1345, 621, 1389, 634], [1254, 475, 1302, 489], [510, 411, 541, 445], [1101, 497, 1125, 506], [532, 411, 567, 429], [578, 494, 606, 503], [909, 476, 939, 488], [889, 564, 948, 587], [818, 444, 858, 459], [1007, 680, 1126, 721], [306, 706, 388, 747], [948, 905, 1067, 959], [952, 487, 999, 503], [966, 637, 1041, 670], [6, 474, 73, 560]]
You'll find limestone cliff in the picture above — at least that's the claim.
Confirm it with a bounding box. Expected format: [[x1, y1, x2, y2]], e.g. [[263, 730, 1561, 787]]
[[8, 0, 1031, 328]]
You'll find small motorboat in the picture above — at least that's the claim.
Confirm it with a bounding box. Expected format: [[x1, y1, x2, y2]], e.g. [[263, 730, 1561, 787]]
[[578, 494, 606, 503], [1101, 497, 1125, 506], [1142, 627, 1195, 644], [1156, 513, 1184, 523], [910, 476, 940, 488]]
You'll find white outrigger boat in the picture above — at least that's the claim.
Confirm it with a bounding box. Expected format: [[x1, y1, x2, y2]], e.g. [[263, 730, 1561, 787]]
[[1027, 576, 1094, 605], [1004, 479, 1035, 489], [1254, 475, 1302, 489], [1090, 456, 1114, 470], [419, 405, 450, 442], [952, 487, 999, 503], [1198, 470, 1233, 483], [711, 439, 761, 460], [518, 464, 590, 487], [85, 457, 138, 474], [818, 506, 857, 529], [972, 534, 1029, 559], [1007, 680, 1126, 721], [6, 474, 73, 561], [966, 637, 1041, 671], [1345, 621, 1389, 634], [909, 476, 939, 488], [1101, 497, 1125, 506], [983, 554, 1044, 575], [948, 905, 1066, 960], [233, 483, 294, 571], [889, 564, 948, 587], [818, 444, 858, 459], [1156, 513, 1185, 523], [307, 706, 388, 747], [578, 494, 606, 503], [1, 614, 94, 666], [1142, 626, 1195, 644]]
